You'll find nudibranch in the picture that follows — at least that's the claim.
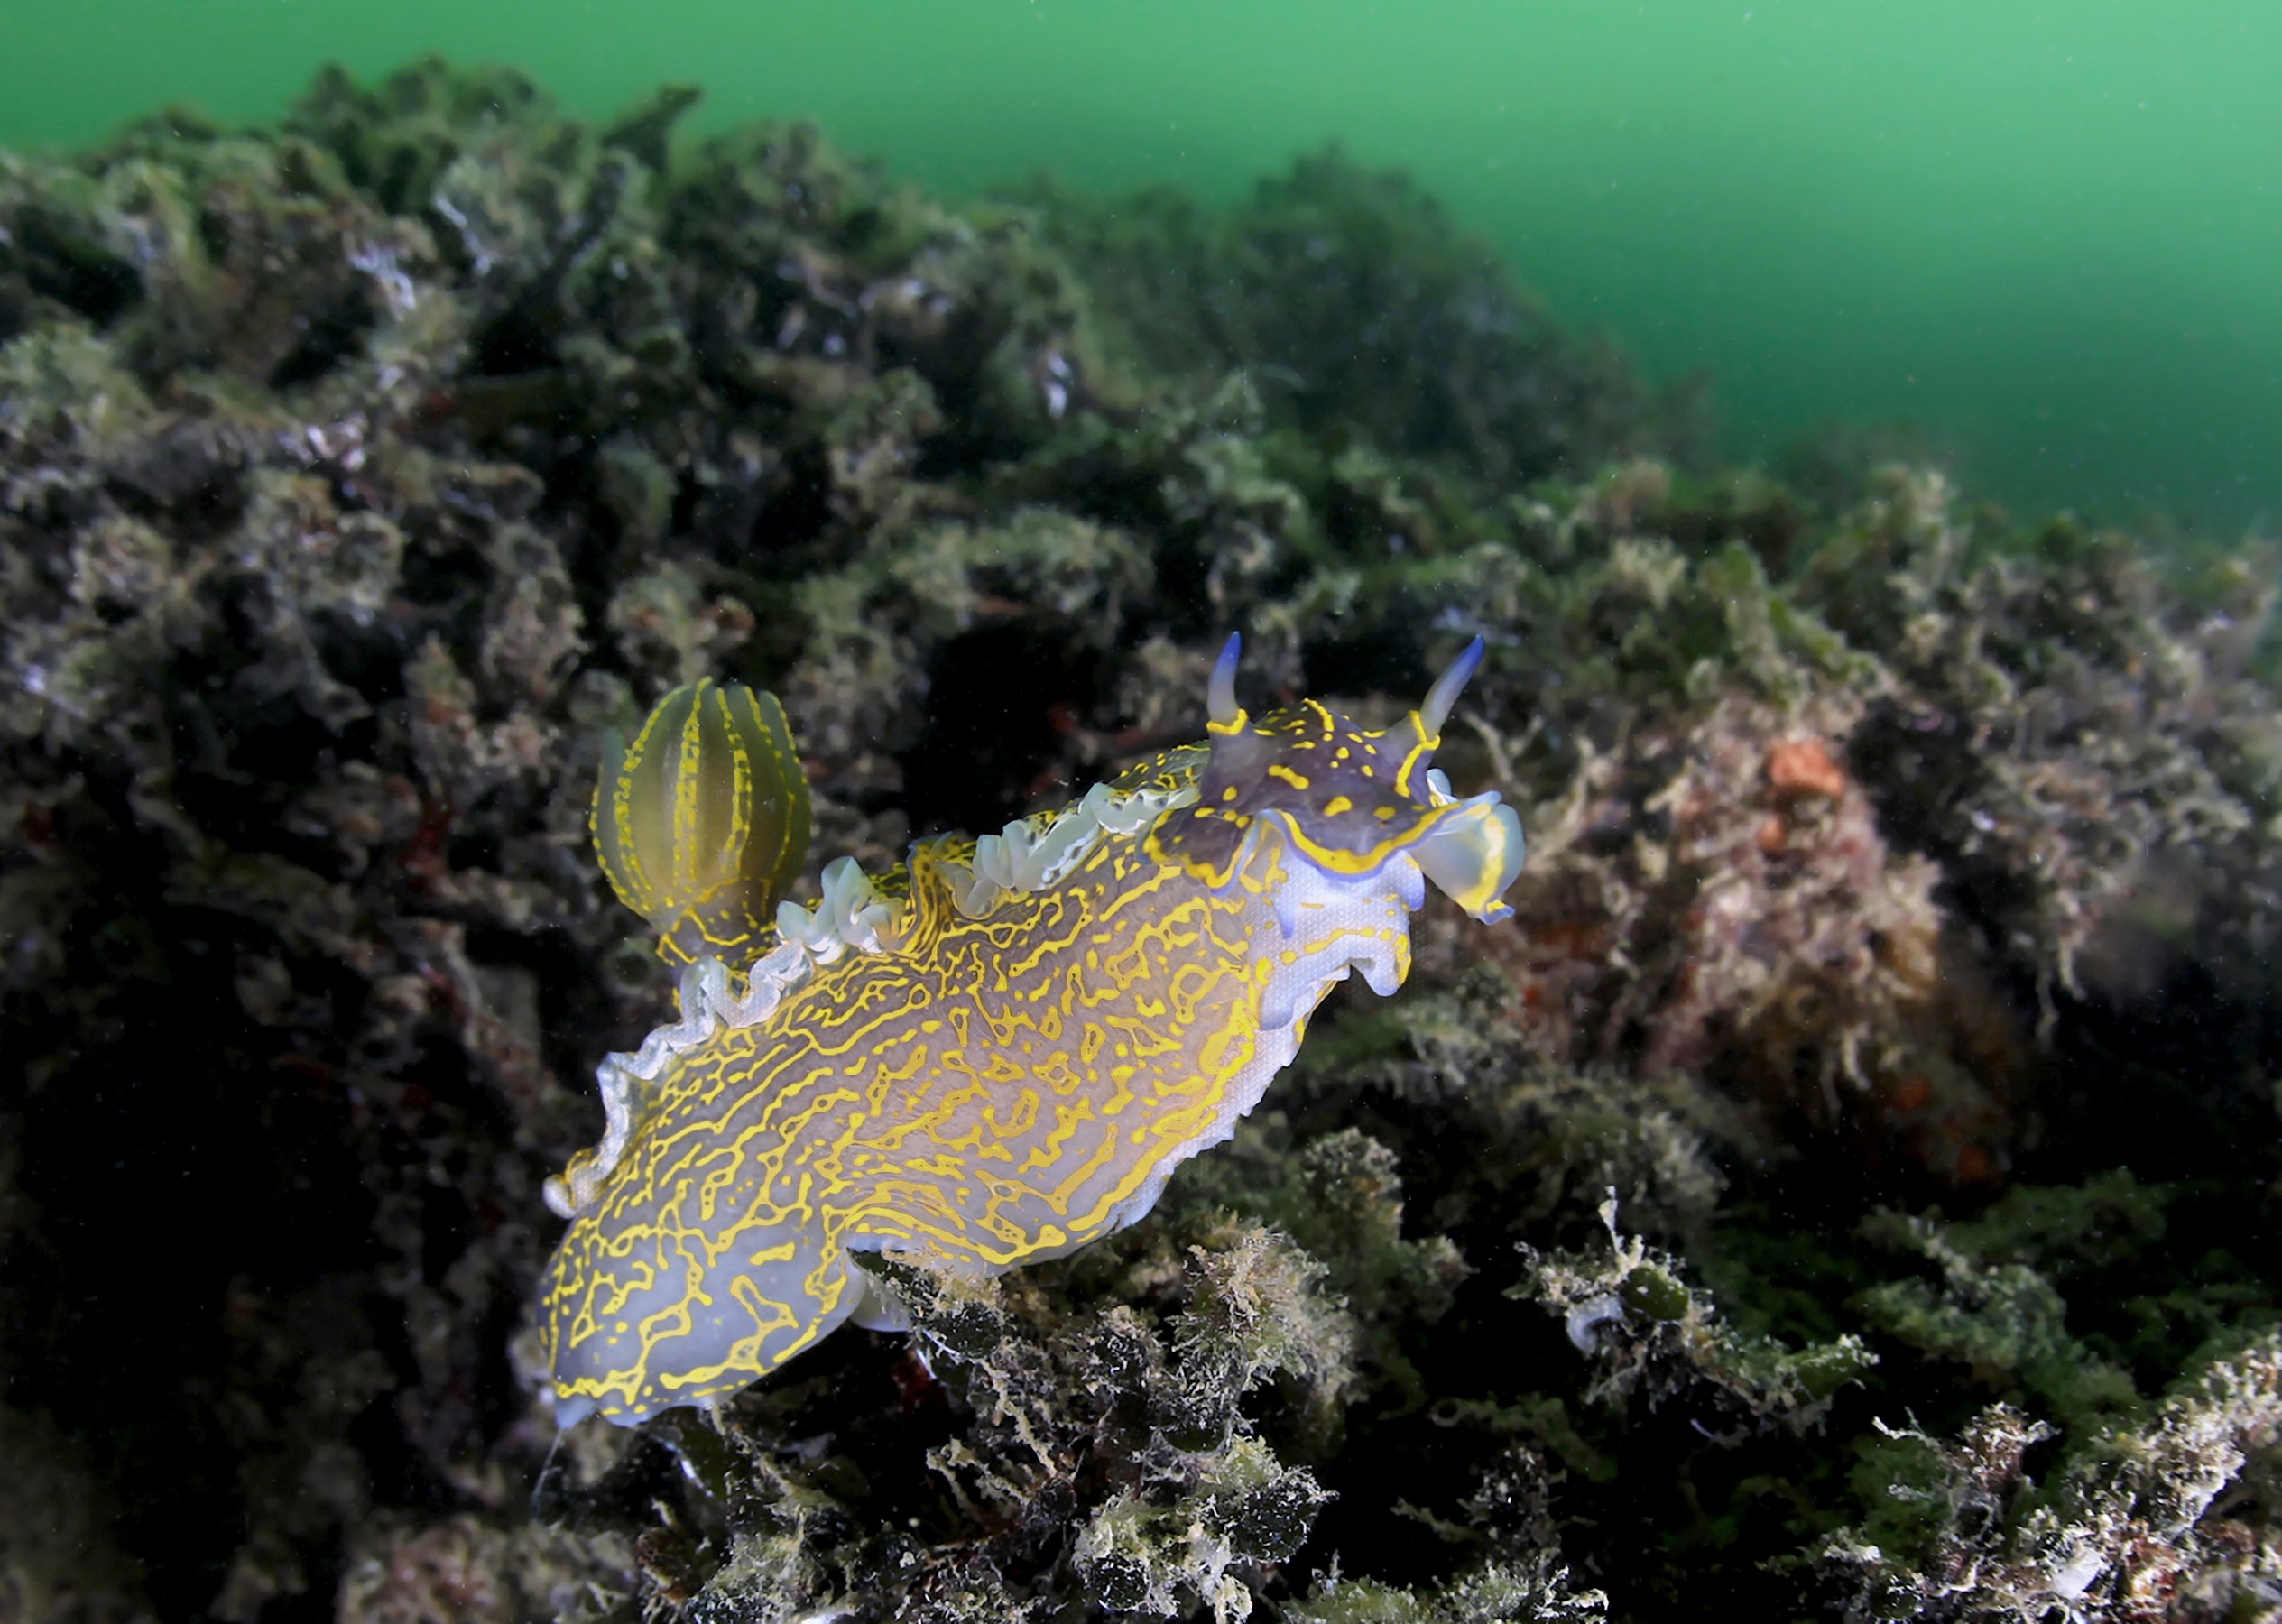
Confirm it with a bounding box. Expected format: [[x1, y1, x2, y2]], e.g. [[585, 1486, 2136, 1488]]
[[539, 636, 1525, 1426]]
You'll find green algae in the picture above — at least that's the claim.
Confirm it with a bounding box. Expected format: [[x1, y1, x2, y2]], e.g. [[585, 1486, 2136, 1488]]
[[1, 56, 2279, 1624]]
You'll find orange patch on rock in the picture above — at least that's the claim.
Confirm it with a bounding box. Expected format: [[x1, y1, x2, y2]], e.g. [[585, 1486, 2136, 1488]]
[[1952, 1142, 2001, 1188], [1766, 739, 1848, 803], [1884, 1073, 1935, 1113]]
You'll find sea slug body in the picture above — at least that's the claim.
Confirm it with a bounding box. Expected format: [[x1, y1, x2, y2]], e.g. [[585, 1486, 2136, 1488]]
[[539, 636, 1526, 1426]]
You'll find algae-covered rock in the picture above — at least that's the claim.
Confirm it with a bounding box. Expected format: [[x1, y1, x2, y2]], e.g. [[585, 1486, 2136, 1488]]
[[2, 54, 2279, 1624], [1813, 1332, 2282, 1622]]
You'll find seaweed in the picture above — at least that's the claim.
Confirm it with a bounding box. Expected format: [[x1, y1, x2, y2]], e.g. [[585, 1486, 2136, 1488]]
[[2, 56, 2279, 1624]]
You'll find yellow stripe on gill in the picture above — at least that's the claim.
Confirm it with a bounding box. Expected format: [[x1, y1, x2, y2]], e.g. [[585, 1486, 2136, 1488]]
[[592, 679, 813, 965]]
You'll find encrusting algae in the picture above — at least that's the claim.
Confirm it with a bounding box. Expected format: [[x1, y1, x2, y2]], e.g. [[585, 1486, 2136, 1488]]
[[539, 634, 1526, 1424]]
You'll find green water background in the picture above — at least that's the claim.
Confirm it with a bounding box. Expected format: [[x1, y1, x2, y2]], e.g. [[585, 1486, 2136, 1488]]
[[5, 0, 2276, 532]]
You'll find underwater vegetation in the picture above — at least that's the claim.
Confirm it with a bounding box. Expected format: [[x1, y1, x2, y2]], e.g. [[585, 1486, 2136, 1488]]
[[1, 55, 2279, 1624]]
